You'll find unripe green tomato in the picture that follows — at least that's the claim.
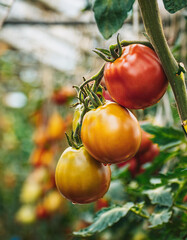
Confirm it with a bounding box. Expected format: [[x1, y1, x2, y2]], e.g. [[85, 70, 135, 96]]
[[55, 147, 111, 204], [81, 101, 141, 164]]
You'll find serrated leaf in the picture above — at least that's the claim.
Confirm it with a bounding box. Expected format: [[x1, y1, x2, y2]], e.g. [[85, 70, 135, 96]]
[[93, 0, 135, 39], [163, 0, 187, 14], [149, 208, 172, 228], [143, 186, 173, 207], [73, 202, 134, 237], [158, 168, 187, 180], [141, 123, 184, 150]]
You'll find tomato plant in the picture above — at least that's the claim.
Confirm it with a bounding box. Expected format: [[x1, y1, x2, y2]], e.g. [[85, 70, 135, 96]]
[[55, 147, 111, 204], [81, 101, 141, 164], [104, 44, 168, 109]]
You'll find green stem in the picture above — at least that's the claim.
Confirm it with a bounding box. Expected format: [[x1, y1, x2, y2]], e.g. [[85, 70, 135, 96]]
[[73, 106, 88, 146], [79, 65, 105, 91], [173, 180, 186, 202], [78, 65, 105, 101], [138, 0, 187, 134], [130, 208, 149, 219], [110, 40, 153, 51], [92, 64, 105, 92], [174, 203, 187, 211]]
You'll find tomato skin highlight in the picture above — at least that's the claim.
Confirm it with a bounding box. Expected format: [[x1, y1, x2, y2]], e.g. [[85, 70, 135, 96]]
[[81, 101, 141, 164], [55, 147, 111, 204], [104, 44, 168, 109]]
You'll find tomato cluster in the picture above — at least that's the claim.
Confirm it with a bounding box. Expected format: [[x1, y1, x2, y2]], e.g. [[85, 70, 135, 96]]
[[56, 102, 142, 204], [55, 43, 166, 205], [16, 89, 76, 224]]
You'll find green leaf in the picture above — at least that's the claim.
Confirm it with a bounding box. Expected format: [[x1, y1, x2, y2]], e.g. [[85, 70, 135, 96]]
[[149, 208, 172, 228], [143, 186, 173, 207], [158, 168, 187, 180], [141, 123, 184, 150], [93, 0, 135, 39], [73, 202, 134, 237], [137, 151, 176, 185], [163, 0, 187, 14]]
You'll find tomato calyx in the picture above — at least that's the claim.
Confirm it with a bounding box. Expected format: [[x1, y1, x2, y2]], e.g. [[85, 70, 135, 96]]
[[93, 34, 153, 63], [93, 34, 122, 62], [65, 65, 108, 149]]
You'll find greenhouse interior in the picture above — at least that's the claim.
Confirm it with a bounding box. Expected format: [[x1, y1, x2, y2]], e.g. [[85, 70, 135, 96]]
[[0, 0, 187, 240]]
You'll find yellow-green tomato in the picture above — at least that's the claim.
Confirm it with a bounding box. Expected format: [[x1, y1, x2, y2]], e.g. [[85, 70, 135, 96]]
[[81, 101, 141, 164], [55, 147, 111, 204], [72, 104, 83, 132]]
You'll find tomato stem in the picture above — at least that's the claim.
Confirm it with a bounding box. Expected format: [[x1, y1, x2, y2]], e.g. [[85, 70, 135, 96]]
[[174, 203, 187, 211], [109, 44, 119, 59], [130, 207, 149, 219], [78, 64, 105, 97], [138, 0, 187, 135], [73, 106, 88, 146], [113, 40, 154, 50]]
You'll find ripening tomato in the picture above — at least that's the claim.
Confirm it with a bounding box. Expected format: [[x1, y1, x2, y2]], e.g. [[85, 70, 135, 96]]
[[15, 205, 36, 224], [20, 182, 42, 203], [104, 44, 168, 109], [36, 204, 49, 219], [47, 112, 66, 141], [32, 126, 48, 147], [52, 86, 76, 105], [43, 190, 66, 213], [183, 195, 187, 202], [95, 198, 109, 212], [81, 101, 141, 164], [55, 147, 111, 204], [30, 148, 54, 167]]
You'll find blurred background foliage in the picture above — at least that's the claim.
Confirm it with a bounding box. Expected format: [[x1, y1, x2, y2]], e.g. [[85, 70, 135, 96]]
[[0, 0, 186, 240]]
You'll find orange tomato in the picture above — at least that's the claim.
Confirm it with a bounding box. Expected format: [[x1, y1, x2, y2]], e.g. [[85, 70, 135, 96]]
[[81, 102, 141, 164], [47, 112, 66, 141]]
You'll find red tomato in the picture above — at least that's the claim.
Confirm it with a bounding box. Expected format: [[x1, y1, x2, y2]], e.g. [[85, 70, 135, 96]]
[[117, 157, 137, 177], [81, 102, 141, 164], [104, 44, 168, 109], [136, 130, 153, 155], [55, 147, 111, 204], [183, 195, 187, 202], [36, 204, 49, 219], [138, 143, 160, 165], [95, 198, 109, 212], [52, 86, 76, 105], [102, 89, 114, 102]]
